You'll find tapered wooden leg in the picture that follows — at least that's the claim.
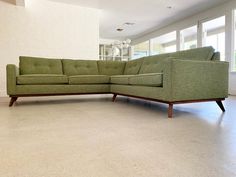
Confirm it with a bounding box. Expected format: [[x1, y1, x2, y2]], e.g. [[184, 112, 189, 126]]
[[9, 97, 18, 107], [168, 103, 173, 118], [216, 101, 225, 112], [112, 94, 117, 102]]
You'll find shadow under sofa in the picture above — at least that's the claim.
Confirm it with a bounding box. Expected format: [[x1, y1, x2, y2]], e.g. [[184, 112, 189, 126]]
[[6, 47, 229, 118]]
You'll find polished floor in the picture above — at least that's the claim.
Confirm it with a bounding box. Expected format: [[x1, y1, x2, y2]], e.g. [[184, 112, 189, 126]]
[[0, 95, 236, 177]]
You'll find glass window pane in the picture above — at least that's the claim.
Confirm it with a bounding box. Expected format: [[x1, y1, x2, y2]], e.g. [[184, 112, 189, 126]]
[[202, 16, 225, 61], [180, 25, 197, 50], [132, 41, 149, 59], [151, 31, 176, 55]]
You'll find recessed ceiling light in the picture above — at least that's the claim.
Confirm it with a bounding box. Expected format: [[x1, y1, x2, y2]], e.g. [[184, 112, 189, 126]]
[[116, 28, 124, 32]]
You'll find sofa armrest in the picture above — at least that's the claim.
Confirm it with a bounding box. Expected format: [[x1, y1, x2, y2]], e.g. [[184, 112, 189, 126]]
[[164, 59, 229, 101], [6, 64, 19, 95]]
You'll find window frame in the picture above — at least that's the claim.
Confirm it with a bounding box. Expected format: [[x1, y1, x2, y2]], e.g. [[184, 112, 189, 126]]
[[132, 40, 150, 59], [131, 11, 236, 71], [150, 31, 177, 55], [201, 15, 226, 61], [179, 25, 198, 51]]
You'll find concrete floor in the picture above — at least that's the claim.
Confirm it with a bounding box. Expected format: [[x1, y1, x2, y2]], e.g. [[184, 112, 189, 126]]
[[0, 95, 236, 177]]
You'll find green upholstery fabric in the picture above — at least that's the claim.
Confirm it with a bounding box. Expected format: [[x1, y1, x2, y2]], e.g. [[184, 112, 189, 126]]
[[129, 73, 163, 87], [17, 74, 68, 85], [111, 58, 229, 102], [97, 61, 126, 75], [169, 59, 229, 101], [169, 46, 215, 61], [111, 57, 172, 101], [111, 85, 166, 101], [69, 75, 109, 84], [6, 64, 19, 95], [211, 52, 220, 61], [139, 54, 169, 74], [124, 58, 143, 75], [19, 56, 63, 75], [139, 47, 215, 74], [62, 59, 99, 76], [15, 85, 110, 95], [110, 75, 133, 85], [6, 47, 229, 106]]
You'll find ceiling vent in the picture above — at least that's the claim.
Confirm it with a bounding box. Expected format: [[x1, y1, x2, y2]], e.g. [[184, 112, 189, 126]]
[[124, 22, 135, 26]]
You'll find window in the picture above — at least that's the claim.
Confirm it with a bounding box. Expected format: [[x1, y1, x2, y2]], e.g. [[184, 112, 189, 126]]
[[151, 31, 176, 55], [234, 10, 236, 71], [202, 16, 225, 61], [132, 41, 149, 59], [180, 25, 197, 50]]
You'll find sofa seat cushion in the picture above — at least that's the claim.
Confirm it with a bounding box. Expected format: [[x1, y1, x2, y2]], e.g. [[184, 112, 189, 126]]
[[129, 73, 163, 87], [69, 75, 110, 84], [110, 75, 133, 85], [17, 74, 68, 85]]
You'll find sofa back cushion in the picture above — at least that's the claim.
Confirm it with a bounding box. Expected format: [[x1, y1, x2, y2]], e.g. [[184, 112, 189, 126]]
[[211, 52, 220, 61], [97, 61, 126, 75], [169, 46, 215, 61], [62, 59, 99, 76], [124, 58, 144, 75], [20, 56, 63, 75], [139, 54, 170, 74], [139, 47, 215, 74]]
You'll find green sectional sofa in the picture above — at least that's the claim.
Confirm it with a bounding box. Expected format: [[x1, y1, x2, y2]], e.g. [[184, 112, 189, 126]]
[[6, 47, 229, 118]]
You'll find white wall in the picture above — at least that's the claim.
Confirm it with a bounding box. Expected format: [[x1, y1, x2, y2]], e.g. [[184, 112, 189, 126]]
[[0, 0, 100, 96], [132, 0, 236, 95]]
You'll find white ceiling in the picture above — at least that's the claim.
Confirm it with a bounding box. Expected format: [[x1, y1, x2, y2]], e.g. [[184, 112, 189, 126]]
[[50, 0, 230, 40]]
